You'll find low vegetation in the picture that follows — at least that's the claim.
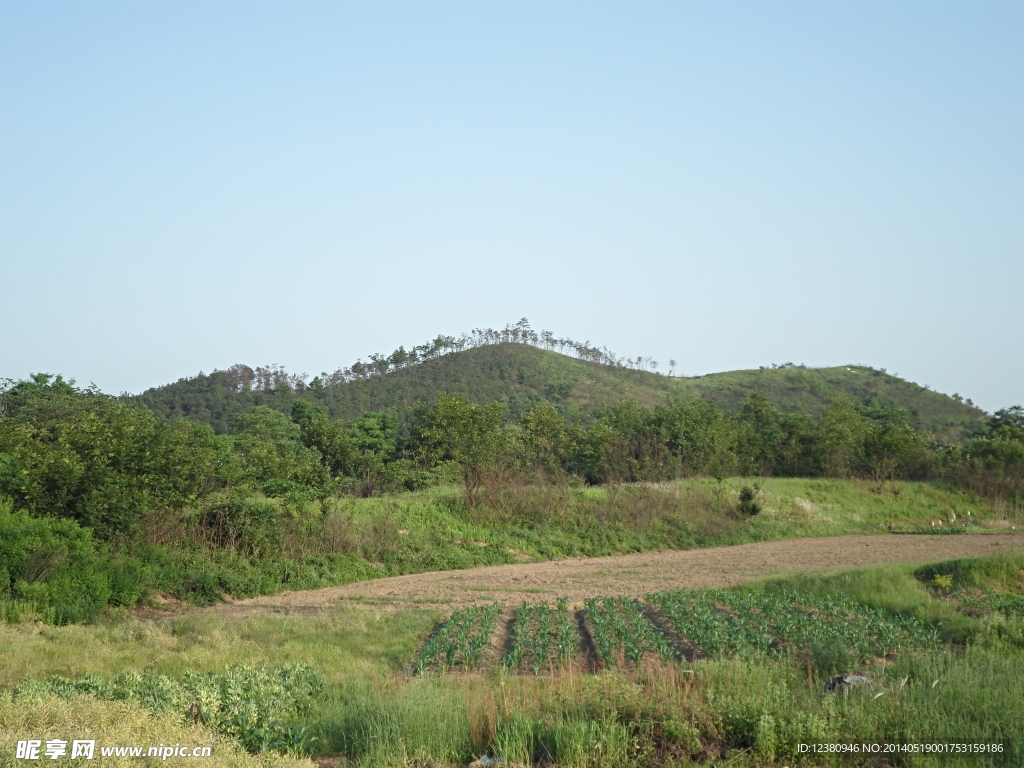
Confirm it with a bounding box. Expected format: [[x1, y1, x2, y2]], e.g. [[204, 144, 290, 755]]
[[0, 696, 315, 768], [8, 663, 324, 758], [503, 599, 578, 675], [584, 597, 674, 668], [1, 556, 1022, 767]]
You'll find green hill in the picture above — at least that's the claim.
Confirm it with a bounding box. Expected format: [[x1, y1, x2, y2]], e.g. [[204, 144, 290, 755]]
[[134, 344, 664, 433], [134, 343, 986, 442], [673, 363, 988, 443]]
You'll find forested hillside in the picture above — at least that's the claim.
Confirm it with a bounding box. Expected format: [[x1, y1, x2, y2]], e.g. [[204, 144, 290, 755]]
[[136, 342, 986, 442], [675, 364, 987, 444]]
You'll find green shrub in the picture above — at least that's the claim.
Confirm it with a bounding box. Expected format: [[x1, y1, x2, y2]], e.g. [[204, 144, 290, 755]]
[[381, 459, 437, 492], [101, 555, 151, 606], [0, 502, 111, 623], [198, 493, 282, 556], [737, 485, 761, 516]]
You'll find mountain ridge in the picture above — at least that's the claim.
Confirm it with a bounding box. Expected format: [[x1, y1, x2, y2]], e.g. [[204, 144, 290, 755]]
[[133, 343, 987, 442]]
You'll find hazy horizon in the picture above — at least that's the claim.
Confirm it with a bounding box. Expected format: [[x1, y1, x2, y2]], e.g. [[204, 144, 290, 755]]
[[2, 2, 1021, 412]]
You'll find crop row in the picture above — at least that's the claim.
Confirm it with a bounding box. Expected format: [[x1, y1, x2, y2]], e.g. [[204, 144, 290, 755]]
[[505, 598, 578, 674], [414, 603, 502, 673], [584, 597, 674, 668], [648, 590, 772, 656], [652, 588, 941, 660], [749, 588, 940, 654]]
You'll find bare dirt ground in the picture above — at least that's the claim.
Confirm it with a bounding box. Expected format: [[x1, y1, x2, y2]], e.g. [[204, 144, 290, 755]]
[[208, 532, 1023, 619]]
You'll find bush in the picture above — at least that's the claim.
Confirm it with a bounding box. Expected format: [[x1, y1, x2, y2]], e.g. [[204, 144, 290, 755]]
[[737, 486, 761, 516], [0, 501, 111, 624], [102, 556, 151, 607], [381, 459, 438, 492], [0, 500, 154, 622], [198, 493, 282, 556]]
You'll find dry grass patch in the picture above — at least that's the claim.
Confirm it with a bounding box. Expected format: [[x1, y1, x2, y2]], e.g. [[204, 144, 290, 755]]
[[0, 696, 314, 768]]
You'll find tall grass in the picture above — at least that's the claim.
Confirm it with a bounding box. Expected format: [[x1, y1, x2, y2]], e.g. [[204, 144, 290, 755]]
[[304, 650, 1024, 766]]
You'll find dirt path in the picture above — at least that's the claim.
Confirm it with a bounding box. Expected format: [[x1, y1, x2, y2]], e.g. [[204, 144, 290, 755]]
[[210, 532, 1023, 618]]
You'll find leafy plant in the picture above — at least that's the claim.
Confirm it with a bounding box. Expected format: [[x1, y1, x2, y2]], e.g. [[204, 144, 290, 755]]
[[414, 604, 501, 674], [584, 597, 674, 668], [504, 599, 579, 674], [932, 574, 954, 594], [10, 662, 325, 756], [650, 586, 940, 664]]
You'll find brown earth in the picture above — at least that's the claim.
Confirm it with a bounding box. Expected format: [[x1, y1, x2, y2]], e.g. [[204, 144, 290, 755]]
[[206, 532, 1023, 619]]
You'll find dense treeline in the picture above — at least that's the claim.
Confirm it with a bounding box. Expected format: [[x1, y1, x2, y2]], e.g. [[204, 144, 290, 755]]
[[408, 393, 1021, 504], [6, 373, 1021, 519], [1, 373, 1020, 623]]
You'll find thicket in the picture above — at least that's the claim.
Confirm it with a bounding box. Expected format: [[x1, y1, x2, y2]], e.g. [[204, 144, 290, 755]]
[[1, 373, 1021, 622]]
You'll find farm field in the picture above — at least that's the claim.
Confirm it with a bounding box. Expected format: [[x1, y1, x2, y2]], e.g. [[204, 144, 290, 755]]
[[3, 553, 1023, 767], [103, 476, 1024, 614], [408, 589, 944, 678]]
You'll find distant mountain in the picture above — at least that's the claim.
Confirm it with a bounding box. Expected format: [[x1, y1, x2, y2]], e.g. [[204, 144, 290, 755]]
[[133, 343, 987, 442]]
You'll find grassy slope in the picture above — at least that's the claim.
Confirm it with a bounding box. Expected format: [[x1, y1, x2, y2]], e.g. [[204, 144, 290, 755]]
[[364, 478, 1003, 564], [136, 479, 1009, 606], [136, 344, 987, 440], [359, 478, 1009, 569]]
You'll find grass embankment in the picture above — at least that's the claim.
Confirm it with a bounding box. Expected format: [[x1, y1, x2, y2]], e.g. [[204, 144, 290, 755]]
[[3, 555, 1022, 767], [147, 478, 1008, 605]]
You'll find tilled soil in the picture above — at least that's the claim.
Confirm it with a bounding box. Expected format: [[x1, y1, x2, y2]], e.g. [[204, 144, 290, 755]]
[[208, 532, 1023, 619]]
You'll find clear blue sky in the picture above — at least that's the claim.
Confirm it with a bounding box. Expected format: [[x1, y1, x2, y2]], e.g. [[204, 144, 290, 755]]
[[2, 1, 1021, 411]]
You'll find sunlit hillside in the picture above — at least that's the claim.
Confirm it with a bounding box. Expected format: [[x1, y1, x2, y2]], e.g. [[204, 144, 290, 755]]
[[135, 343, 986, 441]]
